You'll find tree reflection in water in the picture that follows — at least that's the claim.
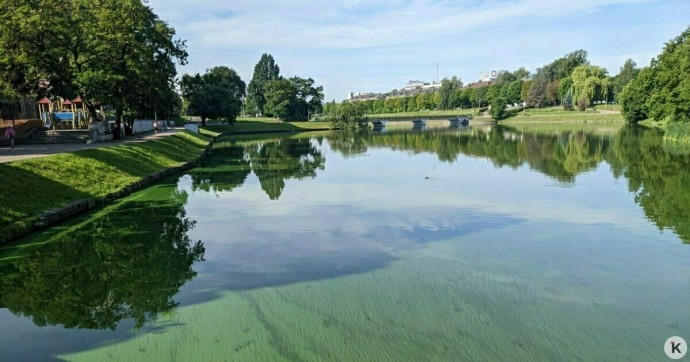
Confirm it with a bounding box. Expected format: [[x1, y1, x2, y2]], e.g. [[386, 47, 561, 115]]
[[0, 185, 204, 330], [196, 127, 690, 244], [192, 137, 326, 200], [327, 125, 690, 243]]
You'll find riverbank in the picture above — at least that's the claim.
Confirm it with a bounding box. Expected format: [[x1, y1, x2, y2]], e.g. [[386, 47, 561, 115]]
[[208, 118, 334, 134], [662, 122, 690, 144], [0, 130, 219, 244], [361, 107, 623, 123]]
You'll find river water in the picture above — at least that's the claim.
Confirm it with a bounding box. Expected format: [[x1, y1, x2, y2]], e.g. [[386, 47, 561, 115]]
[[1, 124, 689, 361]]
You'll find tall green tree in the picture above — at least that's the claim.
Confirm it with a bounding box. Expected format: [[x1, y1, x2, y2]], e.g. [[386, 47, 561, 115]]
[[505, 80, 524, 104], [180, 66, 246, 125], [512, 67, 530, 80], [571, 65, 608, 108], [536, 50, 589, 82], [0, 0, 187, 128], [494, 71, 516, 85], [263, 77, 324, 121], [619, 66, 656, 122], [290, 77, 324, 120], [490, 97, 507, 120], [263, 78, 297, 120], [527, 77, 547, 108], [545, 80, 561, 106], [246, 54, 280, 116], [439, 76, 462, 110], [620, 26, 690, 123], [613, 59, 640, 96], [648, 26, 690, 123]]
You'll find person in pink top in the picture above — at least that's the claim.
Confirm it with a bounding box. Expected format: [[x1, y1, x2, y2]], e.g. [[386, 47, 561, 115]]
[[4, 126, 16, 151]]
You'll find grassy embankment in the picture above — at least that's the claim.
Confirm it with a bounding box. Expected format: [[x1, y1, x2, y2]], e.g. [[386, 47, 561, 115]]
[[663, 122, 690, 145], [366, 109, 478, 121], [365, 106, 623, 123], [502, 105, 624, 122], [202, 117, 333, 134], [633, 110, 690, 146], [0, 130, 218, 243]]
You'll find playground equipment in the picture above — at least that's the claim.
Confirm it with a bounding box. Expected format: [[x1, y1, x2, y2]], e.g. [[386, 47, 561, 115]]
[[37, 96, 103, 129]]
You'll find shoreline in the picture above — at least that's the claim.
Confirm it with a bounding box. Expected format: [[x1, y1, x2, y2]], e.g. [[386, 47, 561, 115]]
[[1, 131, 219, 245]]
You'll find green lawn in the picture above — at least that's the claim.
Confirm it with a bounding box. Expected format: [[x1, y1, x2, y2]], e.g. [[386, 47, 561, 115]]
[[593, 104, 621, 111], [504, 106, 624, 122], [0, 131, 214, 243], [204, 118, 334, 134]]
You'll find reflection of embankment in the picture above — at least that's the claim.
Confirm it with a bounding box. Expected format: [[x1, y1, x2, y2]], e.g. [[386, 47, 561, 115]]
[[327, 126, 690, 243], [190, 137, 325, 200], [0, 184, 204, 330], [606, 126, 690, 244], [329, 127, 611, 182]]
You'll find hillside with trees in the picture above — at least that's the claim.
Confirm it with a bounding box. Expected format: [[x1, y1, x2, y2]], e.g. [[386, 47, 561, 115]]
[[619, 26, 690, 126]]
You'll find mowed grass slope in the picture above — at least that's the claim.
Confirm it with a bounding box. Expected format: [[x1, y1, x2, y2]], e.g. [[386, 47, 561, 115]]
[[365, 106, 623, 122], [0, 131, 216, 242], [204, 118, 334, 134]]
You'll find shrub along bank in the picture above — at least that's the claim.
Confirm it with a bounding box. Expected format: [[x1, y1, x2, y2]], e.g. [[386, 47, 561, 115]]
[[664, 122, 690, 144], [0, 130, 218, 243]]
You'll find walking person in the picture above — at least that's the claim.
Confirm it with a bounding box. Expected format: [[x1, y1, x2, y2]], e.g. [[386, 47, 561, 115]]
[[4, 125, 16, 151]]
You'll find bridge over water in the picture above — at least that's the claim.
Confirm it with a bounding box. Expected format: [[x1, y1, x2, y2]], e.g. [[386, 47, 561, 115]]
[[370, 116, 473, 129]]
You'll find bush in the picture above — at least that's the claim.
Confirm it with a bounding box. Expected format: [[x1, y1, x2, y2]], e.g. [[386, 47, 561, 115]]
[[329, 102, 369, 131], [562, 90, 574, 110], [664, 122, 690, 144], [490, 97, 507, 120]]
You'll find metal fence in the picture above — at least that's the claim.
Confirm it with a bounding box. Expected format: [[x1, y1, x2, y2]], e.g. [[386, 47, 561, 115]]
[[0, 96, 38, 124]]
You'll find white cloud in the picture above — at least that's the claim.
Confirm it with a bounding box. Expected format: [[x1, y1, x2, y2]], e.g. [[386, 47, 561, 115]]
[[147, 0, 688, 100]]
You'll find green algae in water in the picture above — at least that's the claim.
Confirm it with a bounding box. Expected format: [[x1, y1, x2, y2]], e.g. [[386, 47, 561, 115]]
[[60, 222, 689, 361]]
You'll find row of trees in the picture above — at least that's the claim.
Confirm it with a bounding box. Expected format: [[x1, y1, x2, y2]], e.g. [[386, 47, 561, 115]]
[[0, 0, 187, 128], [1, 7, 321, 127], [180, 54, 325, 125], [620, 26, 690, 123], [245, 54, 324, 121], [324, 50, 642, 119]]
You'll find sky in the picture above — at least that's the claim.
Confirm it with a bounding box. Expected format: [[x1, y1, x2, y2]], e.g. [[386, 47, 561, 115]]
[[146, 0, 690, 102]]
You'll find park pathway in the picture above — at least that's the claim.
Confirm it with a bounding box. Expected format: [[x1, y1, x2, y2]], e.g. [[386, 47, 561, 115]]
[[0, 129, 181, 164]]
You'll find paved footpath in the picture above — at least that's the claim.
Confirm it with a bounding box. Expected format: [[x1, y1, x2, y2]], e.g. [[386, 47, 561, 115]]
[[0, 128, 181, 164]]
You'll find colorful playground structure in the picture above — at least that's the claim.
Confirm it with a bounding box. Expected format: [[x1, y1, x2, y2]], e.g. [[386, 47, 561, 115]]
[[1, 96, 170, 145], [37, 96, 105, 129]]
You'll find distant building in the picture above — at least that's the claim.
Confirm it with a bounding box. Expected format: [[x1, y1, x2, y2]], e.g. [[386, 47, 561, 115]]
[[465, 80, 493, 89], [348, 92, 385, 101], [402, 80, 441, 91], [479, 71, 498, 82], [348, 80, 441, 101]]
